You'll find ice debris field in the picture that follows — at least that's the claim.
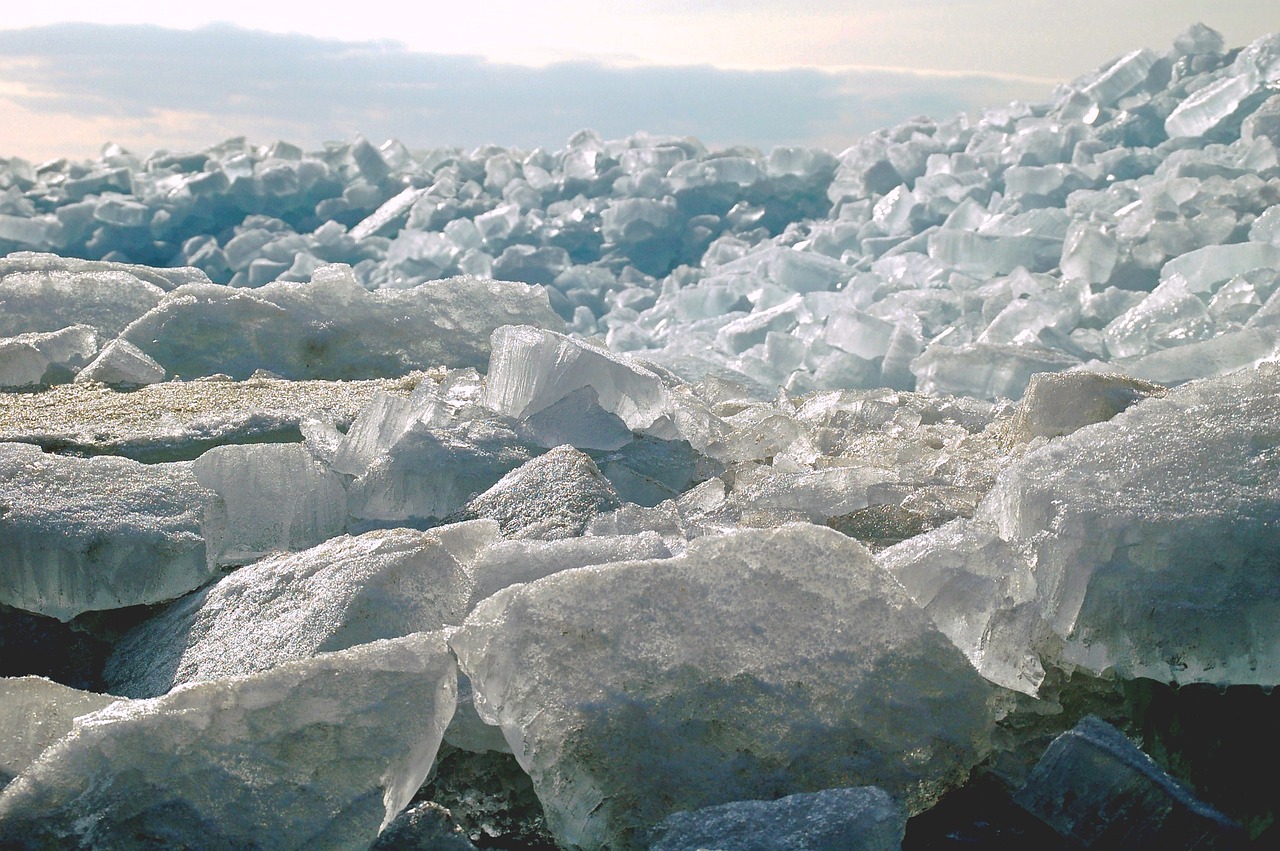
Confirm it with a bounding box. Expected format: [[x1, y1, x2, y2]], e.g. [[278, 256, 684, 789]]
[[1, 22, 1279, 850]]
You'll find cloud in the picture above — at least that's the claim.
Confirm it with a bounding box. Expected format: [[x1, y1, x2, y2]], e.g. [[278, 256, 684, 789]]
[[0, 23, 1044, 160]]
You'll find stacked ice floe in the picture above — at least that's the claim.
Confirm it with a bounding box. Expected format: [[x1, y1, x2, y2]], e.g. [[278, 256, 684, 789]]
[[2, 22, 1278, 851]]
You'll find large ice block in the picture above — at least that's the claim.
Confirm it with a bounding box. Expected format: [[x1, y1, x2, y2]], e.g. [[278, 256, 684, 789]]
[[0, 633, 457, 848], [0, 678, 118, 788], [116, 265, 562, 380], [446, 446, 622, 540], [0, 443, 220, 621], [1013, 716, 1245, 848], [104, 523, 497, 698], [0, 253, 171, 337], [452, 524, 996, 849], [983, 362, 1280, 686], [0, 325, 97, 388], [192, 443, 348, 564]]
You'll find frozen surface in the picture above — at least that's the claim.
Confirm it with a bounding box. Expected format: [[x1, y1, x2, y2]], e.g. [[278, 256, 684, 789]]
[[105, 523, 496, 698], [0, 442, 219, 620], [0, 372, 426, 461], [0, 632, 457, 849], [0, 677, 118, 788], [452, 523, 995, 849], [646, 786, 906, 851], [0, 253, 168, 337]]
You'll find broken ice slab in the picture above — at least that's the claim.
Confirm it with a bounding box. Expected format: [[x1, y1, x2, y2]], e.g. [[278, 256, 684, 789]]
[[349, 186, 428, 241], [0, 678, 118, 788], [730, 463, 898, 524], [1164, 72, 1264, 139], [1242, 94, 1280, 147], [0, 325, 97, 388], [982, 362, 1280, 686], [482, 325, 678, 437], [0, 443, 220, 621], [0, 373, 425, 462], [715, 294, 808, 354], [646, 786, 906, 851], [928, 229, 1063, 276], [1160, 242, 1280, 293], [445, 446, 622, 540], [912, 342, 1081, 400], [452, 524, 996, 850], [192, 443, 348, 565], [878, 519, 1047, 695], [0, 633, 458, 849], [0, 214, 63, 250], [1102, 327, 1277, 386], [1081, 49, 1159, 109], [0, 252, 168, 338], [104, 523, 496, 698], [73, 337, 166, 387], [1003, 371, 1165, 443], [1060, 221, 1119, 284], [1013, 716, 1246, 849], [1102, 275, 1217, 359], [346, 414, 538, 524], [115, 264, 562, 380]]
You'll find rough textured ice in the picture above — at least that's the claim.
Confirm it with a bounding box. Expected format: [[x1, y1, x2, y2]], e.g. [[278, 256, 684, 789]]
[[192, 443, 348, 564], [104, 523, 495, 698], [0, 443, 219, 620], [1013, 716, 1245, 848], [0, 678, 118, 788], [0, 373, 425, 461], [370, 800, 478, 850], [1003, 371, 1165, 443], [116, 264, 561, 380], [446, 446, 622, 540], [0, 325, 97, 387], [0, 253, 170, 338], [452, 523, 995, 849], [646, 786, 906, 851], [984, 362, 1280, 685], [0, 632, 457, 849]]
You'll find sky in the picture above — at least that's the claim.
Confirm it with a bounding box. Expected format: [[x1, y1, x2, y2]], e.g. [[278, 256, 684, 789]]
[[0, 2, 1276, 162]]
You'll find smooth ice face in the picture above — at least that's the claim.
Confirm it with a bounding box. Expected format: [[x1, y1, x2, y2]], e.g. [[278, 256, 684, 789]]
[[192, 443, 348, 564], [0, 443, 220, 621], [646, 786, 906, 851], [983, 362, 1280, 686], [74, 338, 165, 387], [878, 519, 1046, 695], [104, 523, 496, 698], [451, 523, 995, 850], [1003, 371, 1165, 443], [482, 325, 675, 436], [0, 633, 458, 848], [115, 265, 562, 380], [1013, 716, 1245, 848], [0, 678, 118, 788]]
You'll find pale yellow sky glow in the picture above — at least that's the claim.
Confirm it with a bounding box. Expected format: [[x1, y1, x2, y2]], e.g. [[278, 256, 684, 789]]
[[0, 2, 1277, 161]]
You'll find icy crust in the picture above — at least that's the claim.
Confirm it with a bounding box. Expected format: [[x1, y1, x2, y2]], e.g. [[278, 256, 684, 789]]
[[0, 633, 458, 849], [0, 253, 169, 338], [0, 443, 220, 621], [646, 786, 906, 851], [0, 371, 426, 462], [451, 523, 996, 850], [114, 264, 562, 381], [104, 523, 498, 699], [0, 678, 118, 788], [985, 361, 1280, 686]]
